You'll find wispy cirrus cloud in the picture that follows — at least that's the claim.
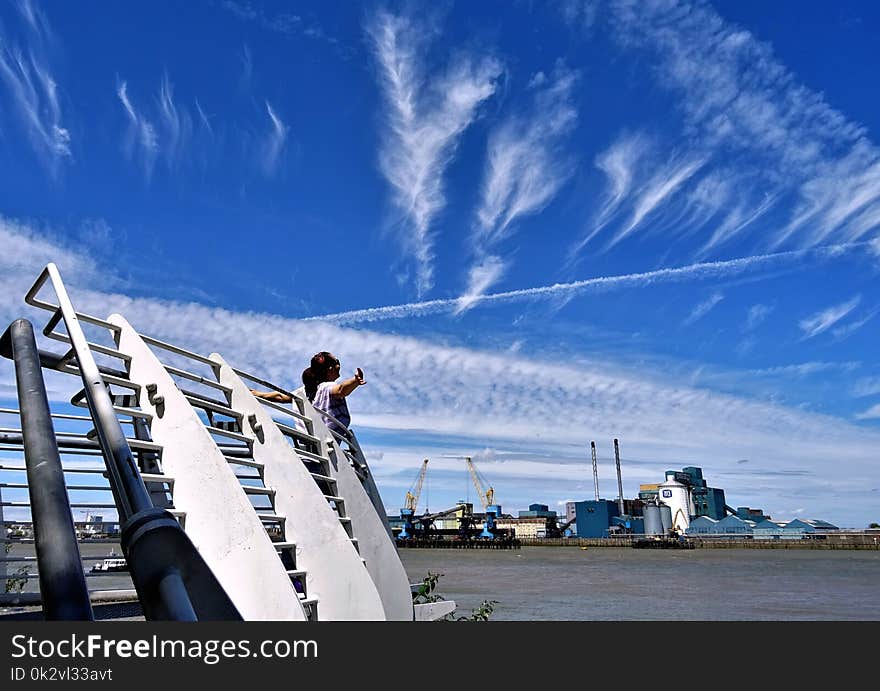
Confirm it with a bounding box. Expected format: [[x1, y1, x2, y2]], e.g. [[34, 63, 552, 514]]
[[220, 0, 347, 55], [474, 64, 578, 245], [116, 74, 205, 177], [459, 64, 579, 308], [606, 154, 706, 250], [261, 101, 288, 176], [604, 0, 880, 253], [157, 73, 192, 165], [831, 307, 878, 341], [368, 9, 501, 296], [116, 79, 159, 178], [855, 404, 880, 421], [853, 378, 880, 398], [743, 303, 774, 332], [569, 130, 706, 258], [305, 243, 863, 325], [799, 295, 861, 340], [749, 361, 860, 378], [0, 1, 71, 174], [568, 131, 647, 261], [683, 291, 723, 326]]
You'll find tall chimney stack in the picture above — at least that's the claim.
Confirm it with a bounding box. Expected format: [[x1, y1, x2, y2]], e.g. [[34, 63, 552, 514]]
[[590, 441, 600, 501], [613, 438, 625, 516]]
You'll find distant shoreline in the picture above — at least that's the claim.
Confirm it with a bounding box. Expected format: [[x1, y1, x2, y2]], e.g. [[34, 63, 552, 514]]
[[519, 536, 880, 550]]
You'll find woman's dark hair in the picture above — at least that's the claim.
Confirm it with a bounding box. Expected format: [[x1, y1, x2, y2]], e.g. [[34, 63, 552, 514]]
[[302, 351, 339, 401]]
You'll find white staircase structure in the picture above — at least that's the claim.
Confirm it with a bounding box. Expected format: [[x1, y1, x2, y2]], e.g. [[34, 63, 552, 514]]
[[0, 263, 437, 621]]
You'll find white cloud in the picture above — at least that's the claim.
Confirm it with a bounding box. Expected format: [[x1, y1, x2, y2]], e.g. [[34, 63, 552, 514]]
[[607, 0, 880, 252], [855, 404, 880, 421], [475, 64, 578, 245], [606, 155, 706, 250], [749, 362, 860, 378], [683, 291, 723, 326], [195, 99, 213, 135], [462, 64, 578, 304], [0, 30, 71, 172], [1, 218, 877, 526], [744, 303, 774, 331], [116, 79, 159, 178], [456, 255, 507, 315], [853, 377, 880, 398], [568, 131, 649, 260], [305, 243, 862, 325], [158, 73, 192, 165], [831, 308, 878, 341], [262, 101, 289, 176], [368, 9, 501, 296], [116, 74, 198, 176], [799, 295, 861, 339]]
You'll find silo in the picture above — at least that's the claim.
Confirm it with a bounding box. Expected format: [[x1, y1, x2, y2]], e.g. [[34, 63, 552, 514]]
[[659, 504, 673, 535], [643, 503, 663, 536], [658, 478, 691, 533]]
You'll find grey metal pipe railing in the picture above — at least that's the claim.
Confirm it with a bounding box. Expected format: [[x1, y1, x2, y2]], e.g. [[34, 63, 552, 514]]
[[0, 319, 93, 620], [23, 263, 242, 621]]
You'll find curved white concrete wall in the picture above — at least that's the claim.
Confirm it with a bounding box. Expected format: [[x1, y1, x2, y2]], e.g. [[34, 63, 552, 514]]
[[213, 356, 387, 620], [111, 315, 306, 621]]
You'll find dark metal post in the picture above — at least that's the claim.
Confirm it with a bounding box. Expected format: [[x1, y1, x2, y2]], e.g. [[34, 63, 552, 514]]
[[614, 438, 625, 516], [590, 440, 600, 501], [1, 320, 93, 620]]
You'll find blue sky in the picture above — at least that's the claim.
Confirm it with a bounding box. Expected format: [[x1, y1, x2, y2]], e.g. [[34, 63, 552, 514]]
[[1, 0, 878, 528]]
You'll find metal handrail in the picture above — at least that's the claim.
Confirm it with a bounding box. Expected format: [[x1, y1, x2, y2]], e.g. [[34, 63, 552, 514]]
[[0, 319, 94, 620], [20, 263, 242, 621]]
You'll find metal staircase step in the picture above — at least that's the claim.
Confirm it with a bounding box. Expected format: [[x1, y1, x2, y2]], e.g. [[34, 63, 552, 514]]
[[272, 541, 296, 551], [286, 569, 307, 578], [140, 473, 174, 485], [164, 366, 233, 395], [223, 455, 263, 470], [256, 513, 286, 523], [71, 391, 153, 420], [295, 447, 331, 465], [309, 472, 337, 485], [184, 395, 243, 420], [274, 421, 321, 445], [242, 486, 275, 497], [204, 425, 252, 443]]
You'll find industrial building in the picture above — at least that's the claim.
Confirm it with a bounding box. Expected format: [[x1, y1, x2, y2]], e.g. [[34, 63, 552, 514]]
[[688, 516, 838, 539], [565, 442, 838, 540]]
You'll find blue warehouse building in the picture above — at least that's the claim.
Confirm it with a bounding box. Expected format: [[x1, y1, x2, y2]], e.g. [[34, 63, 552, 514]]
[[574, 499, 644, 538], [573, 499, 620, 538]]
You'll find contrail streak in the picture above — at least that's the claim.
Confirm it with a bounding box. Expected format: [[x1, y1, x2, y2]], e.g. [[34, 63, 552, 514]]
[[303, 242, 865, 325]]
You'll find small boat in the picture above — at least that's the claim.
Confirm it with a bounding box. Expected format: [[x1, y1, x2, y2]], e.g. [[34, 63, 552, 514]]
[[632, 537, 694, 550], [91, 556, 128, 572]]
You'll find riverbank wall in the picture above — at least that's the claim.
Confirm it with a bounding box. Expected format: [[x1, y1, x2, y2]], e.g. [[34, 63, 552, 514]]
[[519, 534, 880, 549]]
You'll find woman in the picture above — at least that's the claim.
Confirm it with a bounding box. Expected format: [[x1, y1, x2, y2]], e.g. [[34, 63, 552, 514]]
[[251, 351, 366, 434]]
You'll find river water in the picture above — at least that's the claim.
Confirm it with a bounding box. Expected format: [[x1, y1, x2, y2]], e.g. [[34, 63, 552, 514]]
[[5, 544, 879, 620], [399, 546, 880, 620]]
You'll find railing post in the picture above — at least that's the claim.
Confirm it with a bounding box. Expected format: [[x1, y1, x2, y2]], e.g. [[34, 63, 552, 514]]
[[0, 319, 93, 620]]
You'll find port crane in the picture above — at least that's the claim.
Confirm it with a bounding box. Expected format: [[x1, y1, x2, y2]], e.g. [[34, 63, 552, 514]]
[[464, 456, 502, 538], [398, 458, 429, 539]]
